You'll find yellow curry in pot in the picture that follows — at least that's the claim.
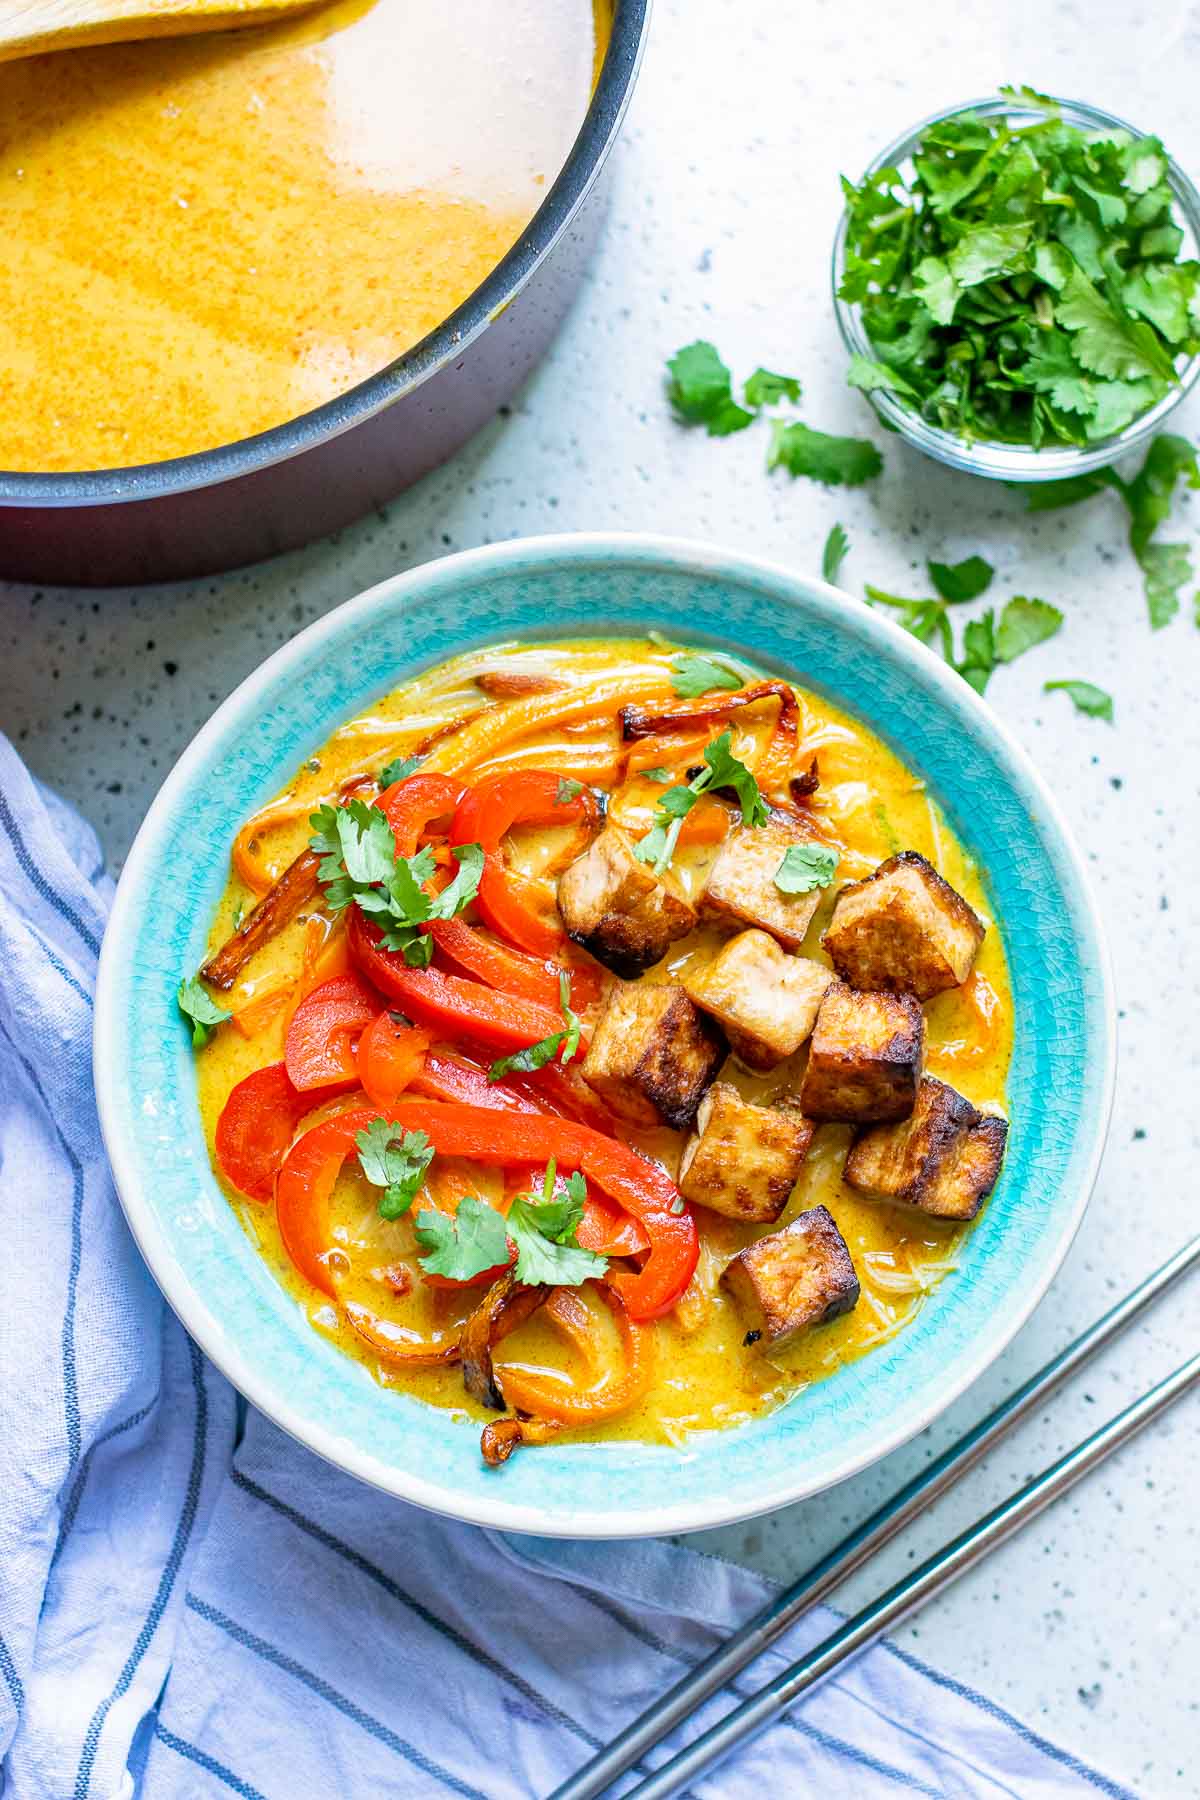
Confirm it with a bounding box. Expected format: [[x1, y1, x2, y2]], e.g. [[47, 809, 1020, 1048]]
[[184, 640, 1012, 1465], [0, 0, 608, 472]]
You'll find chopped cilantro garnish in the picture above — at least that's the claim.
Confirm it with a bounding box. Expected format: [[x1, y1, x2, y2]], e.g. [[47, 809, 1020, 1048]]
[[670, 653, 744, 698], [378, 754, 421, 789], [555, 777, 584, 804], [822, 523, 850, 585], [775, 843, 839, 894], [489, 973, 582, 1081], [743, 366, 803, 407], [176, 976, 230, 1050], [767, 419, 882, 487], [1044, 679, 1115, 721], [928, 555, 994, 603], [666, 341, 754, 436], [839, 96, 1198, 450], [354, 1121, 434, 1220], [505, 1162, 609, 1287], [414, 1195, 512, 1283], [995, 596, 1064, 662], [641, 766, 675, 784], [633, 730, 766, 874], [309, 799, 482, 965]]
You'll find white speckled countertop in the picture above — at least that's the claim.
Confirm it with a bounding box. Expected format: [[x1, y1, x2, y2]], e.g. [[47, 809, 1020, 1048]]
[[3, 1, 1198, 1792]]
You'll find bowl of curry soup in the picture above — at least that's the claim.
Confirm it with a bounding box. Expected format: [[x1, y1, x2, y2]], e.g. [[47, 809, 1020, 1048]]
[[94, 534, 1115, 1536], [0, 0, 644, 585]]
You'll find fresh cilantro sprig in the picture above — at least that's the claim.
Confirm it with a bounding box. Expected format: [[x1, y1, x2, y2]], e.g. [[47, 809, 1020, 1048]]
[[309, 798, 483, 966], [775, 843, 839, 894], [840, 97, 1198, 452], [177, 976, 231, 1049], [489, 974, 582, 1081], [634, 731, 767, 874], [867, 585, 1063, 694], [355, 1121, 434, 1220], [412, 1161, 608, 1288], [665, 341, 882, 485]]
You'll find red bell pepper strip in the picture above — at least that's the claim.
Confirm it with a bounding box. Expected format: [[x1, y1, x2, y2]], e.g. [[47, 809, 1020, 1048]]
[[285, 972, 382, 1091], [356, 1010, 432, 1111], [378, 772, 467, 854], [347, 909, 579, 1056], [576, 1195, 650, 1258], [275, 1101, 695, 1318], [450, 770, 599, 957], [409, 1050, 544, 1114], [429, 916, 601, 1011], [214, 1061, 348, 1202]]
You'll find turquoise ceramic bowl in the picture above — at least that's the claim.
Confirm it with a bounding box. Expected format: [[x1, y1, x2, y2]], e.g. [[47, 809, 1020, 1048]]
[[94, 534, 1115, 1538]]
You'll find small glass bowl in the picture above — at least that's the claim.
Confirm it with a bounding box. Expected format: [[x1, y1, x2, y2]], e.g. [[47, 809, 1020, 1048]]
[[831, 94, 1200, 482]]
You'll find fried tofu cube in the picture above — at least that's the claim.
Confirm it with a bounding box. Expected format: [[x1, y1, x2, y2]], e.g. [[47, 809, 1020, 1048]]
[[681, 929, 834, 1071], [679, 1083, 814, 1222], [557, 822, 696, 979], [580, 980, 725, 1129], [798, 982, 923, 1123], [845, 1076, 1008, 1221], [823, 851, 985, 1002], [722, 1206, 859, 1349], [702, 812, 829, 951]]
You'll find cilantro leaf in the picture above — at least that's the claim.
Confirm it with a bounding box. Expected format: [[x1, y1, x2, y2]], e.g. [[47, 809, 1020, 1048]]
[[666, 341, 754, 436], [995, 596, 1064, 662], [775, 843, 839, 894], [505, 1162, 608, 1288], [822, 523, 850, 585], [311, 797, 482, 962], [641, 766, 675, 783], [176, 976, 231, 1050], [1055, 267, 1175, 385], [633, 730, 765, 872], [555, 777, 584, 804], [743, 367, 802, 408], [488, 974, 581, 1081], [1022, 471, 1114, 512], [378, 754, 421, 789], [354, 1121, 434, 1220], [670, 653, 744, 698], [701, 731, 768, 827], [428, 842, 484, 922], [845, 355, 919, 400], [767, 419, 883, 487], [1044, 679, 1115, 721], [956, 611, 997, 694], [414, 1196, 512, 1282], [927, 555, 994, 603]]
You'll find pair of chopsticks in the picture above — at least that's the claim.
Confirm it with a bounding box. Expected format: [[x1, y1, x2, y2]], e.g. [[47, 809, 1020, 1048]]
[[552, 1232, 1200, 1800]]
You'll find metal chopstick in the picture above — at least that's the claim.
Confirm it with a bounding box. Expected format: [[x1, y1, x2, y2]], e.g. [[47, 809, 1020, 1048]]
[[551, 1232, 1200, 1800], [625, 1349, 1200, 1799]]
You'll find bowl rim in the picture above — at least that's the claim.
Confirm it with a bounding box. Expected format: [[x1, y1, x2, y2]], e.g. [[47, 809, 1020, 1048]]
[[0, 0, 651, 506], [831, 90, 1200, 480], [93, 531, 1117, 1537]]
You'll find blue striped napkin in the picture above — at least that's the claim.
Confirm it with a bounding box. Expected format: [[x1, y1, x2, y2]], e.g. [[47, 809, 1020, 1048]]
[[0, 732, 1136, 1800]]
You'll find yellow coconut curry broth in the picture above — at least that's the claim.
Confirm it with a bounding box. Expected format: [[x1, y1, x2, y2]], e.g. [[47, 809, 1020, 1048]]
[[0, 0, 608, 472], [195, 639, 1012, 1457]]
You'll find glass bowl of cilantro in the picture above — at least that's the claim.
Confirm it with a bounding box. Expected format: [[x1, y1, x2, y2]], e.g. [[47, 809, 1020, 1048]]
[[833, 88, 1200, 479]]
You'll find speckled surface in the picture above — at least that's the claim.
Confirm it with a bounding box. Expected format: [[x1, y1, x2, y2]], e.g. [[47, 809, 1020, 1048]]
[[2, 0, 1198, 1791]]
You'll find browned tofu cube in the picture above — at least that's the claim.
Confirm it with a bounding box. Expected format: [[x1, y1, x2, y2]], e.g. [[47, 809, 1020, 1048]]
[[702, 812, 830, 950], [580, 980, 725, 1129], [798, 982, 923, 1123], [679, 1083, 814, 1222], [557, 822, 696, 979], [722, 1206, 859, 1349], [681, 929, 834, 1071], [844, 1076, 1009, 1221], [823, 851, 985, 1002]]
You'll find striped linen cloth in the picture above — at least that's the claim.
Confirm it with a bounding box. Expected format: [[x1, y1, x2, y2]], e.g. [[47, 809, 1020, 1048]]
[[0, 731, 1137, 1800]]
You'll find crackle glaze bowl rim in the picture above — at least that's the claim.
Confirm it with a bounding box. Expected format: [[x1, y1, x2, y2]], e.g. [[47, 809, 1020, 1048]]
[[94, 533, 1116, 1539]]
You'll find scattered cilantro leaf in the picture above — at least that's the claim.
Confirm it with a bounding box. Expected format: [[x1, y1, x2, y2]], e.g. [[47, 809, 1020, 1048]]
[[767, 419, 883, 487], [414, 1195, 512, 1282], [633, 730, 766, 873], [555, 777, 584, 804], [670, 653, 744, 698], [995, 596, 1064, 661], [839, 95, 1198, 448], [928, 555, 994, 603], [176, 976, 230, 1050], [310, 800, 482, 965], [1022, 471, 1114, 512], [666, 341, 755, 436], [505, 1162, 609, 1287], [822, 523, 850, 585], [700, 731, 769, 826], [775, 843, 839, 894], [1044, 679, 1115, 721], [641, 767, 675, 783], [743, 367, 803, 408], [488, 973, 581, 1081], [956, 610, 998, 693], [378, 754, 421, 789], [354, 1121, 434, 1220]]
